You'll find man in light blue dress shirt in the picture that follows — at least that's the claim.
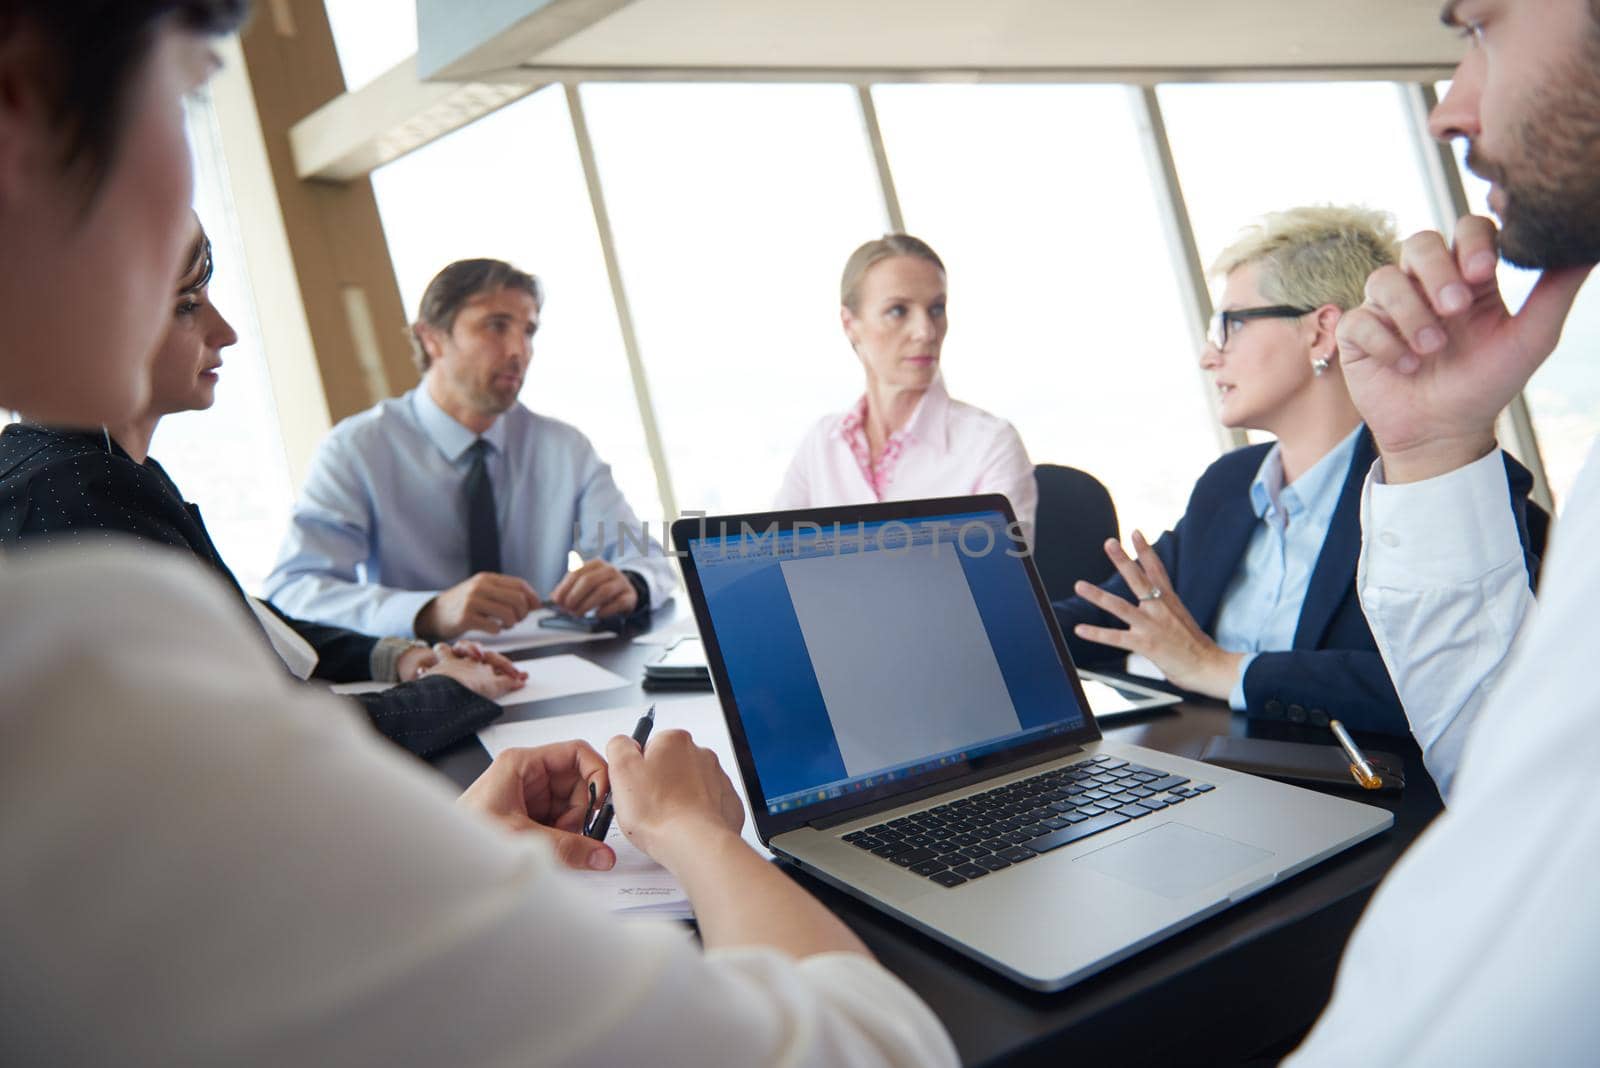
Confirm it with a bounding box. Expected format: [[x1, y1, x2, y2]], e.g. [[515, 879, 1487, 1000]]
[[265, 259, 674, 641]]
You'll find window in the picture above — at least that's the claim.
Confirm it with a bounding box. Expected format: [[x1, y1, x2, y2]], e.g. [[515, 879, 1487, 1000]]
[[1161, 81, 1444, 446], [148, 94, 297, 595], [872, 83, 1217, 542], [323, 0, 418, 92], [1160, 83, 1439, 272], [580, 83, 889, 515], [369, 86, 662, 522], [1439, 90, 1600, 511]]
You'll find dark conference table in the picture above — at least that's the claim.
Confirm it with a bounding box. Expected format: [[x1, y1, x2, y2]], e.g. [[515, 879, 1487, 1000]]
[[430, 606, 1440, 1066]]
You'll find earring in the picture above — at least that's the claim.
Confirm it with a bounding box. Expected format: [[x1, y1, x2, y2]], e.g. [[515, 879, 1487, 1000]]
[[1312, 356, 1330, 377]]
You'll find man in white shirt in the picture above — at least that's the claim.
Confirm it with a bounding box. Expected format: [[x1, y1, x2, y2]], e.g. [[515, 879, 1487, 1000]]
[[1286, 0, 1600, 1061], [0, 5, 954, 1064]]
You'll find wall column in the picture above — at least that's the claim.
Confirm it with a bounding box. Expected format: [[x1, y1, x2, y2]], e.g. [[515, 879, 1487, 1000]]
[[236, 0, 417, 431]]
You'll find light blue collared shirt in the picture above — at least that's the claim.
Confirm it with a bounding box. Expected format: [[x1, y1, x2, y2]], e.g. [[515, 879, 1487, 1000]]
[[1213, 426, 1362, 710], [264, 388, 675, 637]]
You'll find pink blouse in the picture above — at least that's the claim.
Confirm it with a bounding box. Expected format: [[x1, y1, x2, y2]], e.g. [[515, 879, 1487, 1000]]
[[775, 378, 1038, 543]]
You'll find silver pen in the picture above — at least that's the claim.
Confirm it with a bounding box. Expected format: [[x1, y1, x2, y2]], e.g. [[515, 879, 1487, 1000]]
[[1330, 719, 1382, 790]]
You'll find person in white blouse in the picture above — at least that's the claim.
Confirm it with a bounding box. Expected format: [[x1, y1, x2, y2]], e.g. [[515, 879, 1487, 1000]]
[[0, 4, 955, 1065], [1284, 0, 1600, 1062], [775, 233, 1038, 542]]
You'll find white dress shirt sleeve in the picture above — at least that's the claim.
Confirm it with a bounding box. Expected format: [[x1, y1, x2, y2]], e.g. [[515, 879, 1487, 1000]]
[[1291, 442, 1600, 1066], [0, 547, 954, 1067], [1226, 652, 1257, 711], [1356, 449, 1535, 798], [264, 433, 439, 637]]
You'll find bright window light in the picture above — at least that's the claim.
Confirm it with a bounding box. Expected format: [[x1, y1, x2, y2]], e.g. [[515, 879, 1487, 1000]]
[[580, 83, 889, 516], [1159, 82, 1438, 271], [149, 94, 297, 595], [323, 0, 418, 92], [873, 83, 1218, 543]]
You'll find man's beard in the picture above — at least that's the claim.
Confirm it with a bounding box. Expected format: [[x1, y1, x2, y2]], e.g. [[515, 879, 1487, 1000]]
[[1470, 38, 1600, 270], [476, 382, 521, 415]]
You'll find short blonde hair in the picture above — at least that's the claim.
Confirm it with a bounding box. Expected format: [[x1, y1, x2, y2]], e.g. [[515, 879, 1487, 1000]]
[[1210, 205, 1399, 312], [840, 233, 945, 311]]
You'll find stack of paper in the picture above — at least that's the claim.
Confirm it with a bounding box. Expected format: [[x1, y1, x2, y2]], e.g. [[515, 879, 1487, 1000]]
[[477, 697, 766, 918], [332, 652, 629, 708]]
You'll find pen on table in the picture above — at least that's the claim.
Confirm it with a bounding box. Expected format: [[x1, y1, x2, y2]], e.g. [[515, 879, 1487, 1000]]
[[1330, 719, 1382, 790], [586, 705, 655, 840]]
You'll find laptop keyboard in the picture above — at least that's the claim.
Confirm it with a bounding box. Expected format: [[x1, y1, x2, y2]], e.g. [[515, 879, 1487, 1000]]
[[841, 756, 1214, 887]]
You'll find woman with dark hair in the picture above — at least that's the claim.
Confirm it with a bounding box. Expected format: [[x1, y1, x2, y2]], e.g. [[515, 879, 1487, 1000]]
[[0, 4, 953, 1064], [0, 217, 526, 756]]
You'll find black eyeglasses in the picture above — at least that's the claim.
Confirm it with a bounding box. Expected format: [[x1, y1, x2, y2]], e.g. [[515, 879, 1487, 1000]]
[[1207, 305, 1316, 351]]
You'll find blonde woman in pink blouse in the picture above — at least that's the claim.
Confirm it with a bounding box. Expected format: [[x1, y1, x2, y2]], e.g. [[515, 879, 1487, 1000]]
[[775, 234, 1038, 541]]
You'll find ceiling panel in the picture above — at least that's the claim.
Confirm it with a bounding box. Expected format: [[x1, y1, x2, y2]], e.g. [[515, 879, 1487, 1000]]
[[420, 0, 1463, 81]]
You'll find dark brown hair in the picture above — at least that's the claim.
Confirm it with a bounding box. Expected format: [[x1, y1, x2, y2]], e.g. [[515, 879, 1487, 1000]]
[[177, 222, 214, 298], [0, 1, 250, 196], [409, 258, 543, 373]]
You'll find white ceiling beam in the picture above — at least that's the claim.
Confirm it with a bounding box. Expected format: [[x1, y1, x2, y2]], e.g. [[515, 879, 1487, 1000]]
[[444, 0, 1462, 81], [289, 58, 537, 181], [290, 0, 1465, 183], [474, 63, 1457, 87], [418, 0, 637, 81]]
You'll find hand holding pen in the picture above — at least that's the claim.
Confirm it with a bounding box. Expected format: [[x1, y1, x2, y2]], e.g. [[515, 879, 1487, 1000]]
[[456, 740, 617, 871], [598, 723, 748, 866], [585, 705, 656, 840]]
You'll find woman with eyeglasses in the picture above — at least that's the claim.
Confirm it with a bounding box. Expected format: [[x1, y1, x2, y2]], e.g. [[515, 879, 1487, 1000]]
[[0, 215, 532, 757], [1050, 205, 1541, 735]]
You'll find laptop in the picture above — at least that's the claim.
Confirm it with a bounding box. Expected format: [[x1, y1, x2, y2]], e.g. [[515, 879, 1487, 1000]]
[[671, 495, 1392, 992]]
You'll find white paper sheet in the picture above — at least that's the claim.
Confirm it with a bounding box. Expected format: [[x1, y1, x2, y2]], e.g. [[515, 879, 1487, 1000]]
[[457, 609, 614, 652], [477, 698, 768, 917], [629, 616, 700, 646], [1081, 678, 1138, 716], [1126, 653, 1165, 680], [333, 652, 629, 708], [583, 828, 693, 919]]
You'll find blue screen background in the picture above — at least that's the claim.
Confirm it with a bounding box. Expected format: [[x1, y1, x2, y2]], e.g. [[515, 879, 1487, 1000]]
[[692, 512, 1087, 810]]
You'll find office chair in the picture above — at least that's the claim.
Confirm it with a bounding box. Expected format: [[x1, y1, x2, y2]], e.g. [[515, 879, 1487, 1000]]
[[1031, 464, 1120, 603]]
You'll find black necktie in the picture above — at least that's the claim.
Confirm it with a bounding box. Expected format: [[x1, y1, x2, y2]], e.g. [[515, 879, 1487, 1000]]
[[464, 438, 501, 575]]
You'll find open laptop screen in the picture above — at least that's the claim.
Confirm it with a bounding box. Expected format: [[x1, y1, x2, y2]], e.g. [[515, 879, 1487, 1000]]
[[684, 506, 1091, 822]]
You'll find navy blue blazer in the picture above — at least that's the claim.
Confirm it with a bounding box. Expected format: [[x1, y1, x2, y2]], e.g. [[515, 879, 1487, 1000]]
[[1051, 428, 1540, 735]]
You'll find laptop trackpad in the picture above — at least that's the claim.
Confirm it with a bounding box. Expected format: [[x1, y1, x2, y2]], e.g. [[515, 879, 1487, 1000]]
[[1074, 822, 1274, 900]]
